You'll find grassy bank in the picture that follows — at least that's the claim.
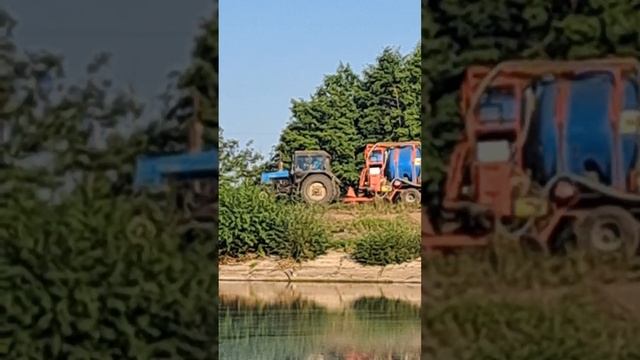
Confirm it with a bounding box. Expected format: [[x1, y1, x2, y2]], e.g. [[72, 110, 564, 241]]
[[424, 238, 640, 359], [220, 183, 420, 265]]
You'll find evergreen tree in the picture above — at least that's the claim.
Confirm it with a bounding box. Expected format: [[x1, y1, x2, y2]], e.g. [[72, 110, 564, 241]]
[[276, 46, 420, 185], [359, 47, 421, 143], [278, 64, 362, 183]]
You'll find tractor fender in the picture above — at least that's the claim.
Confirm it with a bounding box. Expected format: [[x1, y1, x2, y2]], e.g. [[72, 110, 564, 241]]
[[297, 171, 339, 187]]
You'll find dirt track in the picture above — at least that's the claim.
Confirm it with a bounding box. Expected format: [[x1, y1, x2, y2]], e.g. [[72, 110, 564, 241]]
[[219, 250, 420, 283], [324, 208, 421, 224]]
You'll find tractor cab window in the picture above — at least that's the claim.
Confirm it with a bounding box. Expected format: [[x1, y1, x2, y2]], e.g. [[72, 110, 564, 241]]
[[478, 87, 516, 124], [369, 150, 384, 165], [295, 154, 326, 171]]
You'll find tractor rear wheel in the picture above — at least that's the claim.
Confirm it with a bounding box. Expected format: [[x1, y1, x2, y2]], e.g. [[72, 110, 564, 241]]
[[575, 206, 639, 257], [399, 188, 421, 205], [301, 174, 334, 204]]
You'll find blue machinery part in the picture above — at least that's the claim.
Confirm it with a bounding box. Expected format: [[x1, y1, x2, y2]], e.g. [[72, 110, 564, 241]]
[[385, 145, 422, 184], [533, 73, 640, 189], [133, 149, 218, 189], [260, 170, 291, 184]]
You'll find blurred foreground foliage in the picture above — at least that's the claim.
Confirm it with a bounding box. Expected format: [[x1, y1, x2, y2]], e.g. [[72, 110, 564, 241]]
[[0, 5, 218, 358]]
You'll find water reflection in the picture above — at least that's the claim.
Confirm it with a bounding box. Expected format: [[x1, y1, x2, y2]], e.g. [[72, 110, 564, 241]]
[[219, 282, 420, 360]]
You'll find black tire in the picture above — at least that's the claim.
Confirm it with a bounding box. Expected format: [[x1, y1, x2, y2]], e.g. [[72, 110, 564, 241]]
[[399, 188, 421, 205], [574, 206, 639, 257], [329, 180, 340, 202], [300, 174, 335, 204]]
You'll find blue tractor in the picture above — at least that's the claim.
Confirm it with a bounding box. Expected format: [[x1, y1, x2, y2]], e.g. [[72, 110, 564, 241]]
[[260, 150, 340, 204], [132, 92, 217, 220]]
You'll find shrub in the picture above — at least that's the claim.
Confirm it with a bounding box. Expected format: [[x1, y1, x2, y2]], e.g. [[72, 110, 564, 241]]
[[274, 205, 328, 260], [219, 183, 328, 260], [0, 189, 216, 359], [351, 220, 420, 266]]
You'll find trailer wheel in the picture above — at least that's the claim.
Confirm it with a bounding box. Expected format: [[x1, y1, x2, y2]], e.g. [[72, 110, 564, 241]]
[[575, 206, 639, 257], [399, 188, 421, 205], [301, 174, 334, 204]]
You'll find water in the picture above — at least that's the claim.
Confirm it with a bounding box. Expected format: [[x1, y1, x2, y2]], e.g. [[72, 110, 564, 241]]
[[219, 282, 420, 360]]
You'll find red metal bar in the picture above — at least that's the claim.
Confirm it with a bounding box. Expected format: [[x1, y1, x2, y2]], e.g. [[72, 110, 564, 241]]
[[443, 142, 470, 203], [343, 197, 374, 203], [423, 234, 490, 248], [611, 69, 624, 190], [555, 79, 570, 173]]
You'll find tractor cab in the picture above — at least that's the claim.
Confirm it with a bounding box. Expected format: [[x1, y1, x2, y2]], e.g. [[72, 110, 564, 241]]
[[293, 150, 332, 173]]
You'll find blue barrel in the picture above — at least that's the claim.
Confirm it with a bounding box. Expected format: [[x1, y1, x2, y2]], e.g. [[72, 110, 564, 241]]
[[531, 72, 640, 188], [532, 78, 560, 184], [563, 73, 614, 185], [385, 145, 421, 183], [621, 78, 640, 184]]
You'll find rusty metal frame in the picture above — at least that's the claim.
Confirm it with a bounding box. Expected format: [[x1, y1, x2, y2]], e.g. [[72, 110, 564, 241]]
[[345, 141, 421, 204], [424, 58, 640, 250]]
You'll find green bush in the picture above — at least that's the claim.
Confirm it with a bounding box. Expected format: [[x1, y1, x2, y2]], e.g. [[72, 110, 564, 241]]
[[0, 188, 216, 359], [219, 183, 328, 260], [351, 220, 420, 266]]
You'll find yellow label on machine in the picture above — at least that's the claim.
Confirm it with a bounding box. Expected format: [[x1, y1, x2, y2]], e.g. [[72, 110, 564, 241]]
[[620, 110, 640, 134], [513, 197, 548, 218], [381, 185, 392, 192]]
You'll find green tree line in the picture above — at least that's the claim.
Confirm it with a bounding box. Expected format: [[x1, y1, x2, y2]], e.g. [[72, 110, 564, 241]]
[[275, 46, 420, 185]]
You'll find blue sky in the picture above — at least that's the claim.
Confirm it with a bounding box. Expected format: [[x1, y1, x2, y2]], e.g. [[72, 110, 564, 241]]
[[5, 0, 213, 116], [5, 1, 419, 156], [220, 1, 420, 155]]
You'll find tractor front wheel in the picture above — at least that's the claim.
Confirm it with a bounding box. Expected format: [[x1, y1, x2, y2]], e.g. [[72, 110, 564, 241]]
[[301, 174, 335, 204]]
